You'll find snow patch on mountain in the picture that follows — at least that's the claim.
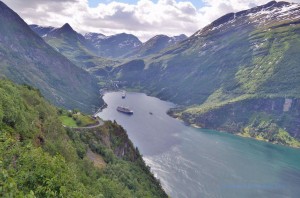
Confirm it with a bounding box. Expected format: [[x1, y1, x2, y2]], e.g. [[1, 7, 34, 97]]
[[194, 1, 300, 37], [247, 3, 300, 24]]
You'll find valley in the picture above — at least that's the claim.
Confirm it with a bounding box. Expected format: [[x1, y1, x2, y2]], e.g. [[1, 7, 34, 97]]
[[26, 0, 300, 150], [1, 0, 300, 197]]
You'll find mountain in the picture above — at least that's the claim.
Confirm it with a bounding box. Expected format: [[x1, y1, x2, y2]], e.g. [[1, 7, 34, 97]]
[[29, 24, 55, 37], [126, 34, 187, 58], [0, 79, 167, 197], [112, 1, 300, 146], [30, 23, 88, 44], [84, 32, 108, 47], [84, 32, 142, 58], [30, 24, 121, 71], [31, 23, 101, 68], [0, 1, 101, 113]]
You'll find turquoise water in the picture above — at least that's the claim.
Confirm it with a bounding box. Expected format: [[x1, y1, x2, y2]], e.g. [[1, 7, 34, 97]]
[[97, 92, 300, 198]]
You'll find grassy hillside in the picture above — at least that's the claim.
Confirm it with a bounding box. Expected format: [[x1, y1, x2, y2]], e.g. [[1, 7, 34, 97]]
[[0, 79, 167, 197], [0, 2, 101, 113]]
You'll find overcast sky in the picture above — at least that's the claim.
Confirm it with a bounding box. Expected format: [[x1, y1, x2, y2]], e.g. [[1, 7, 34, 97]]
[[3, 0, 300, 41]]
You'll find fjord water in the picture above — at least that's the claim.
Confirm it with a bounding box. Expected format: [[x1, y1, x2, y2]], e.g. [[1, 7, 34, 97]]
[[97, 92, 300, 198]]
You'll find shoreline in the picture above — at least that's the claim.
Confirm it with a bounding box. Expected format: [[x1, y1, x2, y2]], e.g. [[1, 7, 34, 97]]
[[170, 112, 300, 149]]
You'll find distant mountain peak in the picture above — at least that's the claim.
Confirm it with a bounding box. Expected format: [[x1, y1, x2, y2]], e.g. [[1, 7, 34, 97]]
[[173, 34, 187, 41], [61, 23, 71, 29], [83, 31, 142, 57], [210, 1, 290, 28], [45, 22, 86, 40], [147, 34, 187, 43], [29, 24, 56, 37], [108, 32, 140, 40], [60, 23, 75, 33], [116, 32, 129, 36], [123, 33, 187, 58], [262, 1, 290, 9], [84, 32, 107, 39]]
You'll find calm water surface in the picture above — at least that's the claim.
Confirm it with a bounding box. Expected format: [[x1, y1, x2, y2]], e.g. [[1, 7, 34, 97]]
[[97, 92, 300, 198]]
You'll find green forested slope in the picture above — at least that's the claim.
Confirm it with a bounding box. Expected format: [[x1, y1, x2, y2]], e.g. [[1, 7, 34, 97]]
[[0, 80, 167, 197]]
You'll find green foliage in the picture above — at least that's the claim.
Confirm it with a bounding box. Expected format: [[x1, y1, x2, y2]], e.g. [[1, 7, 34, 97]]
[[0, 80, 167, 197], [0, 81, 37, 138], [68, 123, 167, 198], [242, 116, 300, 148], [274, 129, 300, 147], [0, 134, 87, 197], [72, 114, 97, 127], [59, 115, 77, 127]]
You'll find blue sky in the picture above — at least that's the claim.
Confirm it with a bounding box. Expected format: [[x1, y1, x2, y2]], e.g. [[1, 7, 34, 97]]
[[88, 0, 204, 8]]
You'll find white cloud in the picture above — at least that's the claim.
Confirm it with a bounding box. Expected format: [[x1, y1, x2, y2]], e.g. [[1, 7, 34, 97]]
[[2, 0, 300, 41]]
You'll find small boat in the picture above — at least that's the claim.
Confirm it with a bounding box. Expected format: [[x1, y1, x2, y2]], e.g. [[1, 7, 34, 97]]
[[122, 91, 126, 99], [117, 106, 133, 114]]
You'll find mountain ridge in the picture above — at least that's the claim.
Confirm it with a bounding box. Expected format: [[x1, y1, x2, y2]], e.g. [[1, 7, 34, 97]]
[[29, 24, 56, 37], [124, 34, 187, 58], [31, 24, 187, 60], [85, 32, 142, 58]]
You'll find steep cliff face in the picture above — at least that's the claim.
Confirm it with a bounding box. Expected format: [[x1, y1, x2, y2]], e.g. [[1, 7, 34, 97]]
[[71, 121, 140, 161], [170, 97, 300, 147], [68, 121, 168, 197]]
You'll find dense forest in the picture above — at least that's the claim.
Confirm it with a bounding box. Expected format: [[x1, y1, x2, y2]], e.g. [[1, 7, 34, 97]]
[[0, 79, 167, 197]]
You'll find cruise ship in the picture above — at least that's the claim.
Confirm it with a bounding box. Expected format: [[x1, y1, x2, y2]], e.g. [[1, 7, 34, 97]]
[[117, 106, 133, 114], [122, 91, 126, 99]]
